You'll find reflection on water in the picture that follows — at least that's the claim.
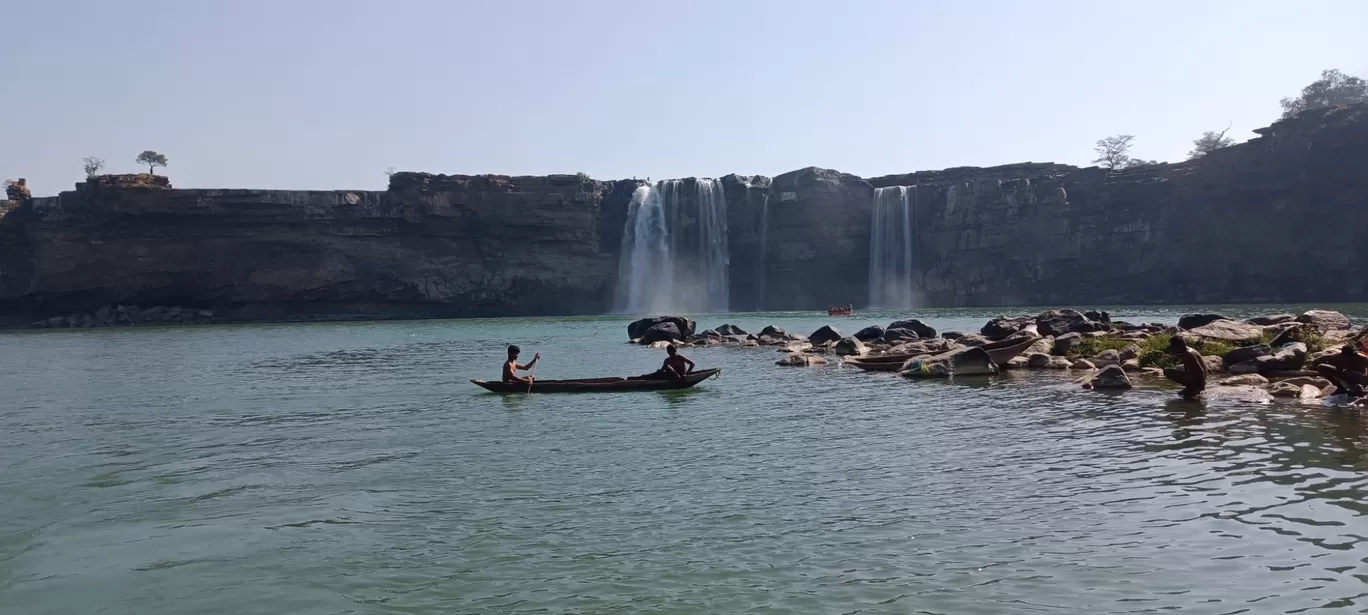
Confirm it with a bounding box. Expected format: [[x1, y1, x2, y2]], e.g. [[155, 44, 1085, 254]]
[[0, 305, 1366, 614]]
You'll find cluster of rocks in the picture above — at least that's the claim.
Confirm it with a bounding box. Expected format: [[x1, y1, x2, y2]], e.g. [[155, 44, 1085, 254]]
[[87, 174, 172, 189], [30, 305, 214, 329], [627, 307, 1367, 400], [5, 178, 32, 201]]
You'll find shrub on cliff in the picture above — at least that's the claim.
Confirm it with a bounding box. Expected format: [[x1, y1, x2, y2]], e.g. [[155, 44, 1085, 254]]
[[1188, 125, 1234, 159], [1280, 69, 1367, 119], [82, 156, 105, 179], [135, 150, 168, 175]]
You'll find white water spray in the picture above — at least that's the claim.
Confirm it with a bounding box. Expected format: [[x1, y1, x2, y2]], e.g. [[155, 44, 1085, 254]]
[[616, 179, 730, 314], [868, 186, 915, 308]]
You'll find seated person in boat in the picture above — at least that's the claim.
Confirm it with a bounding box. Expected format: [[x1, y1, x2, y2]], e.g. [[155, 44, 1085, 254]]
[[651, 344, 695, 379], [1315, 344, 1368, 397], [1163, 335, 1207, 399], [502, 345, 540, 384]]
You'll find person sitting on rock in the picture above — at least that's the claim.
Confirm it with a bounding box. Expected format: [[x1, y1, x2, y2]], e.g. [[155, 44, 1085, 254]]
[[502, 345, 539, 384], [1315, 344, 1367, 397], [1164, 336, 1207, 399], [654, 344, 695, 379]]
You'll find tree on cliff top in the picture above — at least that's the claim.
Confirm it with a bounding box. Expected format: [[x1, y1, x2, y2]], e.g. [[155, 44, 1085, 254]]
[[1279, 69, 1368, 118], [1188, 124, 1235, 159], [82, 156, 105, 179], [136, 151, 168, 175], [1092, 135, 1135, 169]]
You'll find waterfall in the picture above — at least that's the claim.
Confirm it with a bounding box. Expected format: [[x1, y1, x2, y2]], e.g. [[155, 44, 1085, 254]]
[[615, 178, 730, 314], [868, 186, 915, 308], [756, 193, 770, 311]]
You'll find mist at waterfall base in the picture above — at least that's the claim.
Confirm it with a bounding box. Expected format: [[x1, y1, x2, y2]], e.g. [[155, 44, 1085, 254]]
[[868, 186, 921, 309], [615, 179, 730, 315]]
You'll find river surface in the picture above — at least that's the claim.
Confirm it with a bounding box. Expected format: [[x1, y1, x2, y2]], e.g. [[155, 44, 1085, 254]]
[[2, 305, 1367, 614]]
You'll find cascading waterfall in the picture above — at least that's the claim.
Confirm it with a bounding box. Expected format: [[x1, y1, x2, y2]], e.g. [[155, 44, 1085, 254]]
[[868, 186, 915, 308], [615, 178, 730, 314], [755, 193, 770, 311]]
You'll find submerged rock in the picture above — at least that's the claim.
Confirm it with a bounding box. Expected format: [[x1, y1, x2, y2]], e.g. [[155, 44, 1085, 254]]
[[1083, 364, 1133, 390], [776, 353, 827, 367], [1218, 373, 1269, 386]]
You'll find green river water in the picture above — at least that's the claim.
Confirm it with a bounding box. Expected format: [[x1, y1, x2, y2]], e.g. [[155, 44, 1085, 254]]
[[2, 306, 1367, 614]]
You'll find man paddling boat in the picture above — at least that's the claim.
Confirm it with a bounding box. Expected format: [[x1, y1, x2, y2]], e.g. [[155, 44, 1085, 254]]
[[502, 345, 540, 384]]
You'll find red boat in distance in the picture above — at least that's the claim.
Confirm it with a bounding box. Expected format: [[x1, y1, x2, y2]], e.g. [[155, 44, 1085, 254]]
[[828, 304, 854, 316]]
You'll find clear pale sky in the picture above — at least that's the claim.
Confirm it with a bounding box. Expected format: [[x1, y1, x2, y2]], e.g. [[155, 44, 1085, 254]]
[[3, 0, 1365, 196]]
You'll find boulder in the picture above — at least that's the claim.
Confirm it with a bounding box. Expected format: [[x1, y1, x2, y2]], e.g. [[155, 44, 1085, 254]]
[[1255, 342, 1308, 373], [942, 331, 966, 340], [1228, 360, 1262, 374], [1023, 335, 1056, 356], [1306, 347, 1342, 368], [1027, 353, 1052, 368], [1296, 310, 1351, 333], [1246, 314, 1295, 326], [1092, 349, 1121, 366], [853, 325, 885, 341], [981, 315, 1034, 340], [1119, 344, 1142, 362], [955, 334, 991, 347], [629, 316, 696, 341], [882, 327, 921, 344], [1277, 376, 1333, 390], [639, 322, 684, 344], [758, 325, 787, 338], [808, 325, 843, 345], [833, 337, 867, 356], [1048, 356, 1073, 369], [1083, 310, 1112, 326], [715, 324, 747, 336], [1201, 355, 1224, 374], [1071, 358, 1096, 370], [776, 353, 827, 367], [1083, 364, 1133, 390], [1121, 359, 1142, 372], [1222, 344, 1272, 367], [1218, 374, 1269, 386], [1178, 313, 1229, 330], [1053, 332, 1083, 356], [1268, 382, 1322, 399], [1035, 309, 1106, 337], [901, 346, 997, 378], [888, 319, 937, 339], [1187, 320, 1265, 343], [1004, 356, 1029, 369]]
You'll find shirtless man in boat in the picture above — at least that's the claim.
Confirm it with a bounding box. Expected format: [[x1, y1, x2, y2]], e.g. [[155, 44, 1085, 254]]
[[502, 345, 540, 384], [1164, 335, 1208, 399], [655, 344, 695, 379]]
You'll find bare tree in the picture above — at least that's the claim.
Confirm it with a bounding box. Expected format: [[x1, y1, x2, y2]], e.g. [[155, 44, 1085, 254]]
[[136, 150, 169, 175], [1279, 69, 1368, 118], [1092, 135, 1135, 169], [82, 156, 105, 179], [1188, 123, 1235, 159], [385, 167, 398, 178]]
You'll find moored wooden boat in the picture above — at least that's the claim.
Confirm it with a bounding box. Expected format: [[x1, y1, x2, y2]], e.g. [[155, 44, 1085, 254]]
[[844, 354, 924, 372], [979, 335, 1041, 364], [471, 368, 721, 394]]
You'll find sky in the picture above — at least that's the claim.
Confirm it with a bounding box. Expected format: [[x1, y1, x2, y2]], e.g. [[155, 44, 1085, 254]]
[[3, 0, 1366, 196]]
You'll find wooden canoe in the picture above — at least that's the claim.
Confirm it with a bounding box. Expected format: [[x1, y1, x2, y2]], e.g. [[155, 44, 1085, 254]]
[[844, 354, 925, 372], [471, 368, 721, 394]]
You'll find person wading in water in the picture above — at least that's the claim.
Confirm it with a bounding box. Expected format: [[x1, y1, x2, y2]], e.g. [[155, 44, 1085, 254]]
[[1164, 336, 1208, 399], [502, 345, 540, 384]]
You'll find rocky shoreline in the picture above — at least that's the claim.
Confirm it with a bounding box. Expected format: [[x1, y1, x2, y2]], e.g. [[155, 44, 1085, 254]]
[[628, 309, 1368, 404]]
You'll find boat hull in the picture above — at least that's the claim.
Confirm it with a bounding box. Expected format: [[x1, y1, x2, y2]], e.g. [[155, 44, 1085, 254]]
[[471, 368, 721, 394]]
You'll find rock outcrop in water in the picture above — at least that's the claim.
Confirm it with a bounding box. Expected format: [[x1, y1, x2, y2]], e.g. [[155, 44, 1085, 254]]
[[2, 104, 1366, 325]]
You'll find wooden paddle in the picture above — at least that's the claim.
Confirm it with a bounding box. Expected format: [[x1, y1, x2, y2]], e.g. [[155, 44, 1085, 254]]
[[527, 354, 539, 393]]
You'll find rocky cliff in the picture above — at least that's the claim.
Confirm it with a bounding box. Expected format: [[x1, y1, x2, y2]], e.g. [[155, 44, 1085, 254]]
[[1, 104, 1365, 325]]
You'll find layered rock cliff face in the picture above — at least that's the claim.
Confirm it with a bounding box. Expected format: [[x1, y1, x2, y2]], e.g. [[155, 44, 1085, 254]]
[[1, 104, 1364, 324]]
